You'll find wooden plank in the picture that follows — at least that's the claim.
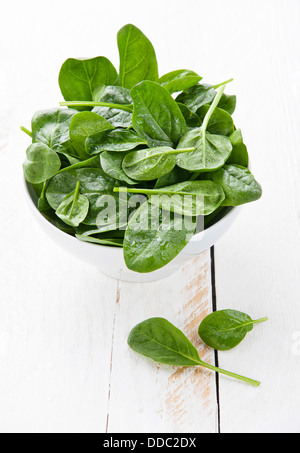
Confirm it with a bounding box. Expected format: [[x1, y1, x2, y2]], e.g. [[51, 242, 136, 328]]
[[106, 252, 218, 433], [213, 0, 300, 433]]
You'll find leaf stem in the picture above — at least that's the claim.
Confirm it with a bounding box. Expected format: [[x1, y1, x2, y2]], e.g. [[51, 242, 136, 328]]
[[60, 101, 133, 113], [198, 361, 261, 387], [69, 181, 80, 217], [20, 126, 32, 138], [253, 317, 269, 325], [201, 84, 227, 134], [213, 78, 234, 89], [114, 187, 197, 197]]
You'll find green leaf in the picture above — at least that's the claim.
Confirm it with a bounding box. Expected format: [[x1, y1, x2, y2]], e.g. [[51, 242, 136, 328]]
[[154, 166, 191, 189], [76, 234, 123, 247], [23, 143, 61, 184], [177, 103, 202, 129], [226, 129, 249, 167], [123, 202, 196, 273], [203, 164, 262, 206], [100, 151, 137, 185], [131, 81, 187, 147], [197, 105, 235, 136], [117, 24, 159, 89], [86, 128, 147, 154], [92, 106, 132, 128], [122, 146, 194, 181], [198, 310, 268, 351], [176, 84, 216, 113], [176, 129, 232, 172], [56, 182, 89, 227], [69, 112, 113, 159], [31, 108, 77, 155], [217, 93, 237, 115], [59, 57, 117, 103], [159, 70, 202, 94], [131, 180, 225, 216], [93, 84, 132, 104], [128, 318, 201, 366]]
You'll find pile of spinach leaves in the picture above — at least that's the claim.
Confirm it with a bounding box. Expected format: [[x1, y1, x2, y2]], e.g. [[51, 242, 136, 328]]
[[22, 24, 262, 274]]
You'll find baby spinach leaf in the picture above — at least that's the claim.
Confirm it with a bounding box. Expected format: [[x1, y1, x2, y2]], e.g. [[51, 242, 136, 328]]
[[197, 105, 235, 136], [23, 143, 61, 184], [92, 106, 133, 128], [128, 317, 261, 386], [131, 81, 187, 147], [123, 202, 196, 273], [226, 129, 249, 167], [56, 181, 89, 227], [177, 129, 232, 172], [217, 92, 237, 115], [117, 24, 159, 89], [59, 57, 117, 103], [177, 103, 202, 129], [86, 129, 147, 154], [176, 84, 216, 113], [177, 85, 232, 172], [154, 166, 191, 189], [203, 164, 262, 206], [122, 146, 194, 181], [159, 69, 202, 94], [76, 234, 123, 247], [100, 151, 137, 185], [93, 84, 132, 105], [118, 180, 225, 216], [31, 108, 77, 155], [69, 112, 113, 159], [198, 310, 268, 351]]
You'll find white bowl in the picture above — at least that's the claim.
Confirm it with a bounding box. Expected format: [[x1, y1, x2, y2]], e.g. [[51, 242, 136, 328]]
[[24, 179, 240, 283]]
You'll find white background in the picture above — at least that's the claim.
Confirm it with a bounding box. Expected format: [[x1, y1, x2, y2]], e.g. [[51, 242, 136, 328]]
[[0, 0, 300, 433]]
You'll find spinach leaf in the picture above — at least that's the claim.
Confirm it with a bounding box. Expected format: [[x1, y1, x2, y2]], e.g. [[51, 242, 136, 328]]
[[159, 69, 202, 94], [93, 84, 132, 104], [131, 81, 187, 147], [69, 112, 113, 159], [198, 310, 268, 351], [203, 164, 262, 206], [76, 234, 123, 247], [177, 85, 232, 172], [117, 24, 159, 89], [128, 318, 261, 386], [31, 108, 77, 155], [59, 57, 117, 103], [56, 181, 89, 227], [123, 202, 196, 273], [177, 103, 202, 129], [226, 129, 249, 167], [92, 106, 133, 128], [122, 146, 194, 181], [23, 143, 61, 184], [154, 166, 191, 189], [100, 151, 137, 185], [86, 128, 147, 154], [217, 92, 237, 115], [196, 105, 235, 136], [117, 180, 225, 216], [176, 84, 216, 113]]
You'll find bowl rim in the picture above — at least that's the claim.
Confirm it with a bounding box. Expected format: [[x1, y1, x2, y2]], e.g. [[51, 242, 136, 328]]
[[23, 177, 238, 251]]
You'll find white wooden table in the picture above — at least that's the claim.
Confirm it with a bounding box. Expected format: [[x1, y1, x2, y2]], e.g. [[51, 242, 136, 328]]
[[0, 0, 300, 433]]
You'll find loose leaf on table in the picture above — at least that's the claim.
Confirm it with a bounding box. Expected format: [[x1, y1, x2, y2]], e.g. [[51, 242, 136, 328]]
[[123, 201, 196, 273], [226, 129, 249, 167], [59, 57, 117, 103], [86, 128, 147, 154], [118, 180, 225, 216], [69, 112, 113, 159], [128, 318, 261, 386], [177, 85, 232, 172], [100, 151, 137, 184], [23, 143, 61, 184], [31, 108, 77, 155], [203, 164, 262, 206], [122, 146, 194, 181], [198, 310, 268, 351], [196, 105, 235, 136], [159, 69, 202, 94], [117, 24, 159, 89], [131, 81, 187, 147], [56, 181, 89, 227]]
